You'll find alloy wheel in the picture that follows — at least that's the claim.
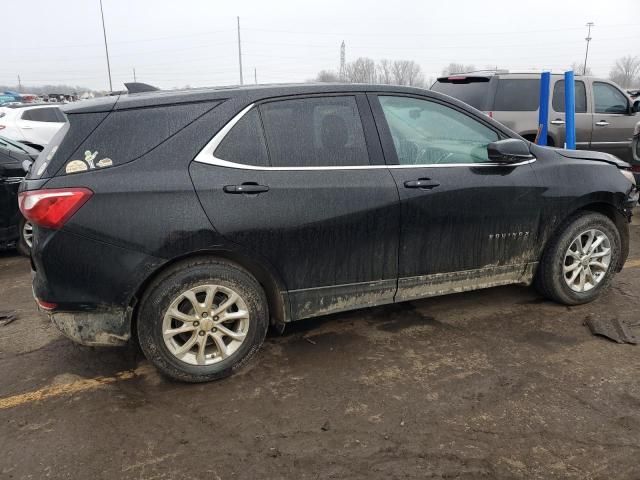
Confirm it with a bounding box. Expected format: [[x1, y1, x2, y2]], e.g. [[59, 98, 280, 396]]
[[162, 284, 250, 365], [563, 229, 612, 293], [22, 221, 33, 248]]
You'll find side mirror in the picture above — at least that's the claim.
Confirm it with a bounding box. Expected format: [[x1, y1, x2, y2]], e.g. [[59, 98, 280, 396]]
[[487, 139, 534, 164], [632, 100, 640, 114]]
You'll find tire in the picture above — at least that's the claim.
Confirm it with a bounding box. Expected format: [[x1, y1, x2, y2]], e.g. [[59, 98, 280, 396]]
[[137, 258, 268, 382], [17, 218, 32, 257], [535, 212, 621, 305]]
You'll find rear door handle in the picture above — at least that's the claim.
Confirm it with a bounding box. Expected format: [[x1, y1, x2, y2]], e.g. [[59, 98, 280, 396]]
[[223, 184, 269, 194], [550, 119, 565, 125], [404, 179, 440, 189], [595, 120, 610, 127]]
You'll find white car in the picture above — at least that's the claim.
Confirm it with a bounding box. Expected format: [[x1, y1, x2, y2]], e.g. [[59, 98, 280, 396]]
[[0, 104, 66, 151]]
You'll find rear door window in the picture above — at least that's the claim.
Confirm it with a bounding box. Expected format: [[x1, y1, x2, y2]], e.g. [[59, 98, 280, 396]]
[[493, 79, 540, 111], [552, 80, 588, 113], [259, 96, 369, 167], [21, 108, 63, 122]]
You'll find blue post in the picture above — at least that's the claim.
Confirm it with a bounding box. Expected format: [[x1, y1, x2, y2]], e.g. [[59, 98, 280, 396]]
[[564, 70, 576, 149], [537, 72, 551, 145]]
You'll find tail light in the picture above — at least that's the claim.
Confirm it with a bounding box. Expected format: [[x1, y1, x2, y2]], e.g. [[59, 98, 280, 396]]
[[18, 188, 93, 229]]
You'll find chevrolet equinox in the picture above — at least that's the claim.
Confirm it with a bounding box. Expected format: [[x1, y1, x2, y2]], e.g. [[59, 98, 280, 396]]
[[19, 84, 638, 382]]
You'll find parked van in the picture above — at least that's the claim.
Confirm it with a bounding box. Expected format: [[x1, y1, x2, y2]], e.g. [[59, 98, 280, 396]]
[[431, 72, 640, 162]]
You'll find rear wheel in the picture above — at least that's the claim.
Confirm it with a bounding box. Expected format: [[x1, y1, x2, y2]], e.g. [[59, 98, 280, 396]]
[[535, 212, 620, 305], [17, 218, 32, 256], [137, 259, 268, 382]]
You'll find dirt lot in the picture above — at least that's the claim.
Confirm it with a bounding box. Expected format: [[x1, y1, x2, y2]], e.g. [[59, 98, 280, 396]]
[[1, 221, 640, 480]]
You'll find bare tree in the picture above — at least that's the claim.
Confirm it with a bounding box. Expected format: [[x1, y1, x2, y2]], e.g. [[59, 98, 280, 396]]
[[377, 59, 393, 84], [570, 62, 592, 76], [315, 70, 340, 82], [609, 56, 640, 88], [441, 63, 475, 76], [391, 60, 425, 87], [344, 57, 377, 83]]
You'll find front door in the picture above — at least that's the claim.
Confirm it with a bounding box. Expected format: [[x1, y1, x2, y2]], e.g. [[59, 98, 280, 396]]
[[590, 81, 637, 161], [369, 93, 542, 302], [190, 94, 400, 320]]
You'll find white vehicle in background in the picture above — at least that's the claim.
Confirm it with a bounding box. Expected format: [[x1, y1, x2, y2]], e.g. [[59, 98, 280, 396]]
[[0, 104, 66, 151]]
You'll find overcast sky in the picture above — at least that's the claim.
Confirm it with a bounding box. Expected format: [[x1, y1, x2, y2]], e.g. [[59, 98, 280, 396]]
[[4, 0, 639, 91]]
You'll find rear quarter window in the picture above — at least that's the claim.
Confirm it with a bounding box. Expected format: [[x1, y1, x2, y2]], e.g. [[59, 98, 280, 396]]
[[493, 79, 540, 111], [431, 79, 491, 110]]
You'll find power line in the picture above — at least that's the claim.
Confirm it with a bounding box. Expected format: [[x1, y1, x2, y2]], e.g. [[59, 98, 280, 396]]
[[98, 0, 113, 92], [583, 22, 595, 75], [237, 16, 243, 85]]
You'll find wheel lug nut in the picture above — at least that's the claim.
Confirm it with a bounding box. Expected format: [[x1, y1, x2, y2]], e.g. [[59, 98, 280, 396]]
[[193, 321, 199, 327], [214, 316, 219, 321], [212, 327, 217, 332], [199, 331, 205, 336], [202, 312, 207, 318]]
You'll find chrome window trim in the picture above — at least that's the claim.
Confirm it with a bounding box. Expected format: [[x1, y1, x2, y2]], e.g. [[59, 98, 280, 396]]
[[193, 102, 536, 171]]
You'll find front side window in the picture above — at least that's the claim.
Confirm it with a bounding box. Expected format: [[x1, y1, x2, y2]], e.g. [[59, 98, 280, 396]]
[[378, 95, 499, 165], [259, 96, 369, 167], [552, 80, 587, 113], [594, 82, 629, 114]]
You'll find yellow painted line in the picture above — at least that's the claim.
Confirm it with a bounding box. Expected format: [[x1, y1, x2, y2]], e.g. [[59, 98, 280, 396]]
[[0, 369, 140, 411], [624, 258, 640, 269]]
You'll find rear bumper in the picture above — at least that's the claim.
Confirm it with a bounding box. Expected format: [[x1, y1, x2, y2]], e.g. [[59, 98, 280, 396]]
[[48, 308, 131, 346], [31, 227, 164, 347]]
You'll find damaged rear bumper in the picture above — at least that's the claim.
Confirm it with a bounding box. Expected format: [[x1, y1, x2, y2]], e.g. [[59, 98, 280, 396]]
[[48, 308, 131, 347]]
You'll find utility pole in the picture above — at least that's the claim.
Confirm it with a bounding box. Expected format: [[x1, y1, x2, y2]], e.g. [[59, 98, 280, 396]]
[[339, 41, 346, 81], [99, 0, 113, 92], [237, 16, 243, 85], [583, 22, 594, 75], [17, 75, 22, 92], [254, 68, 257, 85], [133, 67, 137, 82]]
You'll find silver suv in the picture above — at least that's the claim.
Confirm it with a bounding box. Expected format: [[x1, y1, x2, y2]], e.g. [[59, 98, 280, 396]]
[[431, 72, 640, 162]]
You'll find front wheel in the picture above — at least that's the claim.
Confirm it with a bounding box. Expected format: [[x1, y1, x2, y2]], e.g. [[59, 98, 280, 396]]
[[535, 212, 621, 305], [137, 259, 268, 382]]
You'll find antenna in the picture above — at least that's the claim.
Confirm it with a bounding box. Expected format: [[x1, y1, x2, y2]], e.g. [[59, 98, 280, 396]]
[[339, 41, 346, 81], [583, 22, 594, 75]]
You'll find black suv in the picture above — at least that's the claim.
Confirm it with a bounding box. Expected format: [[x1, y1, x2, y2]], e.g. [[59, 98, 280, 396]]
[[20, 84, 638, 382]]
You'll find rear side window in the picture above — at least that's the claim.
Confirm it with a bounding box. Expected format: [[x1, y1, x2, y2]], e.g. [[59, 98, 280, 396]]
[[259, 96, 369, 167], [214, 108, 268, 166], [430, 78, 491, 110], [21, 108, 64, 122], [552, 80, 587, 113], [493, 79, 540, 111]]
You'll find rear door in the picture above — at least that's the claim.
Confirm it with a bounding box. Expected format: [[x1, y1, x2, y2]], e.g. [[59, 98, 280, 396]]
[[549, 78, 592, 149], [18, 107, 65, 145], [369, 93, 542, 302], [590, 81, 637, 161], [190, 94, 400, 320]]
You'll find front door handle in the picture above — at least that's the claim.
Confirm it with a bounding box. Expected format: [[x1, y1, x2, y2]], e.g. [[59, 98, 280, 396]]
[[223, 184, 269, 194], [550, 119, 565, 125], [595, 120, 610, 127], [404, 179, 440, 190]]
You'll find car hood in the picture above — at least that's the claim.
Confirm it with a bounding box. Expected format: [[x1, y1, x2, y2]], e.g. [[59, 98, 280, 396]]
[[545, 146, 630, 169]]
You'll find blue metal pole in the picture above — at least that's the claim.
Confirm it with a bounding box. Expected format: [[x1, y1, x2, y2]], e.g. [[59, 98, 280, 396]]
[[537, 72, 551, 145], [564, 70, 576, 149]]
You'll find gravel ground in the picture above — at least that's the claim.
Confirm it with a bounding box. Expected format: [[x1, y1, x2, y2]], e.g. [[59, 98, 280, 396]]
[[1, 219, 639, 479]]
